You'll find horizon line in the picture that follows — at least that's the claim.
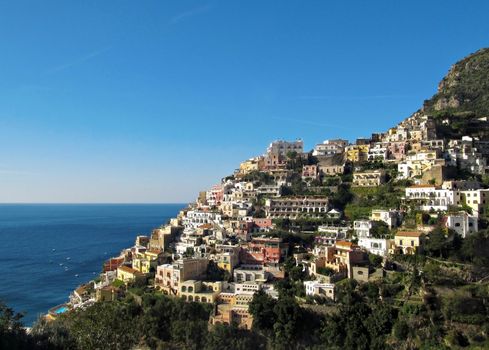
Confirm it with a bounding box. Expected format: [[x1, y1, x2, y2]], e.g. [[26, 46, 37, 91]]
[[0, 202, 189, 205]]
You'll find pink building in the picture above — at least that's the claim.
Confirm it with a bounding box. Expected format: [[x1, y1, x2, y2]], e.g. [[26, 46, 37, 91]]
[[206, 185, 224, 206], [302, 165, 319, 180], [253, 218, 273, 231], [387, 141, 407, 161]]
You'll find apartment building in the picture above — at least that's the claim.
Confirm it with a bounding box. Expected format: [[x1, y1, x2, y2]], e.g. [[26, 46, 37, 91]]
[[155, 258, 209, 295], [264, 196, 329, 219], [352, 170, 385, 187]]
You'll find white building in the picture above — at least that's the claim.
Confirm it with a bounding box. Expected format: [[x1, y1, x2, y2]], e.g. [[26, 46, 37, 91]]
[[267, 139, 304, 157], [367, 143, 388, 161], [405, 185, 460, 212], [445, 137, 487, 175], [183, 210, 223, 229], [256, 184, 282, 197], [312, 139, 347, 156], [371, 209, 398, 229], [397, 149, 445, 179], [357, 237, 391, 256], [353, 220, 372, 238], [233, 265, 268, 283], [264, 196, 329, 219], [316, 225, 349, 246], [459, 189, 489, 217], [235, 282, 262, 295], [304, 280, 335, 300], [446, 212, 478, 238]]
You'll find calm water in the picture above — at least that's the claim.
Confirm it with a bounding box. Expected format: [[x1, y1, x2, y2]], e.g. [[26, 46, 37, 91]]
[[0, 203, 184, 326]]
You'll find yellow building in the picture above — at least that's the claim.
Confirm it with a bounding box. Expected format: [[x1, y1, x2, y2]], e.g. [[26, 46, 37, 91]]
[[345, 145, 370, 163], [210, 304, 254, 330], [217, 251, 240, 273], [179, 280, 229, 303], [394, 231, 424, 255], [132, 249, 164, 274], [239, 157, 265, 174], [116, 265, 145, 283], [352, 170, 386, 187], [96, 286, 121, 302]]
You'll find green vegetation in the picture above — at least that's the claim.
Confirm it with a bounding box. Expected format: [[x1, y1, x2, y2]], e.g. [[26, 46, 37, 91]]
[[423, 48, 489, 139], [28, 293, 264, 350], [0, 301, 34, 349], [424, 48, 489, 118], [344, 183, 405, 220], [241, 171, 274, 186], [2, 229, 488, 350]]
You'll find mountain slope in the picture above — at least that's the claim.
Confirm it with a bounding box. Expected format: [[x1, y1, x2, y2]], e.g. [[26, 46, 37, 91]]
[[423, 47, 489, 118], [407, 48, 489, 140]]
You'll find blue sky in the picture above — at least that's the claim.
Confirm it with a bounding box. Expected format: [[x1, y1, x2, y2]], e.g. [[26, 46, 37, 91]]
[[1, 0, 488, 203]]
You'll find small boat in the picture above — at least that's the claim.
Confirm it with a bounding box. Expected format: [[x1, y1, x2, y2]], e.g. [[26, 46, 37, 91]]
[[52, 249, 56, 251], [75, 274, 79, 277], [66, 257, 71, 260], [59, 263, 63, 266]]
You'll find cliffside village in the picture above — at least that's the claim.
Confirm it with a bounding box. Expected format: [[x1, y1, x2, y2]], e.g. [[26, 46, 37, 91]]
[[48, 113, 489, 329]]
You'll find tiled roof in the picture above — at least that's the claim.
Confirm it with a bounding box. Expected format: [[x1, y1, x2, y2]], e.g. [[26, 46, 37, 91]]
[[335, 241, 353, 248], [395, 231, 422, 237], [118, 265, 141, 274]]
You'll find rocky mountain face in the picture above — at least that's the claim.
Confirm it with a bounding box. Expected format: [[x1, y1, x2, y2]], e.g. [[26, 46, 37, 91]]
[[409, 48, 489, 140], [423, 48, 489, 118]]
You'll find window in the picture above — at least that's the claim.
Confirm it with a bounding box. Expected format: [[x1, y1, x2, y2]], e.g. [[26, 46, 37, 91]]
[[411, 240, 415, 247]]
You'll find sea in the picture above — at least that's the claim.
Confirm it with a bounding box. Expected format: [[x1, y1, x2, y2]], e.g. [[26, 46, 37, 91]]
[[0, 203, 185, 326]]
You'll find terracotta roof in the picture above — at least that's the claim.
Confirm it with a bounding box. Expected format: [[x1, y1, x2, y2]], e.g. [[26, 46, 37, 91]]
[[335, 241, 353, 248], [75, 286, 87, 295], [395, 231, 422, 237], [199, 223, 213, 229], [118, 265, 141, 275]]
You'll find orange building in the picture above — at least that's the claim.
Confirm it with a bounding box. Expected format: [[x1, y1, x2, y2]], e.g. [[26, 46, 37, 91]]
[[240, 237, 288, 265]]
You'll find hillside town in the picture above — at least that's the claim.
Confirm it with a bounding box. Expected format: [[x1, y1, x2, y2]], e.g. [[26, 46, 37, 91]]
[[45, 111, 489, 332]]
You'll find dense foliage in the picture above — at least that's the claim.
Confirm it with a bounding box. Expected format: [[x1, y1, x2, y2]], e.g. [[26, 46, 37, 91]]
[[2, 236, 489, 350]]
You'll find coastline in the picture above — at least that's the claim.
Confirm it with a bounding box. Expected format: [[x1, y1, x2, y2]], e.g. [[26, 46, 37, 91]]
[[0, 204, 185, 326]]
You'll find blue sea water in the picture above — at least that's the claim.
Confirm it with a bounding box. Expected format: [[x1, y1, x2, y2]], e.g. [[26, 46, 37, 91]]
[[0, 203, 184, 326]]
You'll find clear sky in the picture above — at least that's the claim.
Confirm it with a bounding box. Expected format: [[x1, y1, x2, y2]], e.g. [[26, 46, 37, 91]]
[[1, 0, 488, 203]]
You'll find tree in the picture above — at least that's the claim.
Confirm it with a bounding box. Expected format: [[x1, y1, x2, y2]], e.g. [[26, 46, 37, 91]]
[[272, 296, 302, 349], [205, 323, 265, 350], [460, 229, 489, 266], [206, 260, 227, 281], [368, 253, 383, 268], [68, 301, 142, 350], [0, 300, 33, 350], [424, 226, 449, 258], [249, 291, 277, 333]]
